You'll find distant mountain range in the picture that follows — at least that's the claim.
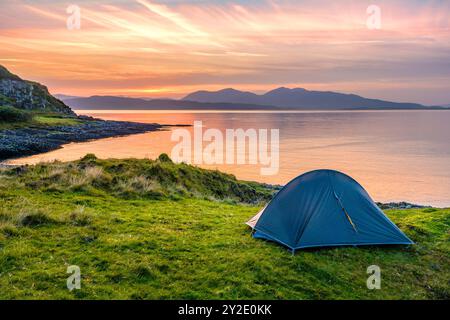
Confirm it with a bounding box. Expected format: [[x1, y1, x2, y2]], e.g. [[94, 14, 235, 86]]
[[62, 95, 275, 110], [183, 87, 432, 109], [54, 94, 80, 101], [0, 63, 446, 111], [60, 87, 447, 111]]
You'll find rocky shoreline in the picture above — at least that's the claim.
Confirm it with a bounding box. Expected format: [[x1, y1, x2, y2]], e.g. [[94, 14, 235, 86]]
[[0, 113, 436, 209], [376, 202, 432, 210], [0, 117, 163, 161]]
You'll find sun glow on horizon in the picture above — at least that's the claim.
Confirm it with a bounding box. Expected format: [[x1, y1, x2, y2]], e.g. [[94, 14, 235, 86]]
[[1, 0, 449, 104]]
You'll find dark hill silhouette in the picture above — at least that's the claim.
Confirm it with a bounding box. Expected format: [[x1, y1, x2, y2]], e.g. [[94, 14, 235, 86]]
[[63, 95, 277, 110], [183, 87, 428, 109], [58, 87, 449, 110]]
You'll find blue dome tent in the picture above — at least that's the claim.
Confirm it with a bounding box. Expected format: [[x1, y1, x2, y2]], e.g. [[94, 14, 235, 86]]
[[246, 170, 413, 251]]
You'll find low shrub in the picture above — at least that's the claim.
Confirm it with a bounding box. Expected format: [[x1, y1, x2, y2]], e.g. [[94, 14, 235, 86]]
[[0, 106, 32, 122], [158, 153, 172, 163], [0, 222, 19, 237], [16, 209, 57, 227]]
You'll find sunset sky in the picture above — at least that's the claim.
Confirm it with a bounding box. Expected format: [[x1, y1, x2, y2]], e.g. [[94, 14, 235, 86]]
[[1, 0, 449, 105]]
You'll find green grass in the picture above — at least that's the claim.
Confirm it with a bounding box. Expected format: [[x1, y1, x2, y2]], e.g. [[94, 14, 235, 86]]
[[33, 115, 81, 126], [0, 106, 32, 123], [0, 108, 80, 130], [0, 157, 448, 300]]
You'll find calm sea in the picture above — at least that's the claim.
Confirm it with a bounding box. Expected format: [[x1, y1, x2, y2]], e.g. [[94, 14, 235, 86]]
[[7, 110, 450, 207]]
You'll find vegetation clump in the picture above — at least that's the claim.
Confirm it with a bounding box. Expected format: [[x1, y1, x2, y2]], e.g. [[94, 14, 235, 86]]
[[0, 156, 448, 300], [0, 106, 32, 122], [11, 155, 276, 203]]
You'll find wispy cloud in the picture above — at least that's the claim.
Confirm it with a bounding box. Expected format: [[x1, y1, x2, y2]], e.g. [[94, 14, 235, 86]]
[[0, 0, 449, 104], [136, 0, 207, 36]]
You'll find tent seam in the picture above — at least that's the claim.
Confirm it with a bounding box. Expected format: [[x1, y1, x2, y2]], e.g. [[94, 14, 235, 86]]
[[328, 171, 358, 232]]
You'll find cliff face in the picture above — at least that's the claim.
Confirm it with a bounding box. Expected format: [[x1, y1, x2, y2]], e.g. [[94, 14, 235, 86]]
[[0, 65, 75, 116]]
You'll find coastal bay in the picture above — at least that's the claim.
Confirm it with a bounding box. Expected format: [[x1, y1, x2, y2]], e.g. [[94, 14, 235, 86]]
[[0, 116, 163, 161]]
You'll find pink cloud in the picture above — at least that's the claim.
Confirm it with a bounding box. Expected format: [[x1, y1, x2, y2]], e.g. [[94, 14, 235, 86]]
[[0, 0, 449, 104]]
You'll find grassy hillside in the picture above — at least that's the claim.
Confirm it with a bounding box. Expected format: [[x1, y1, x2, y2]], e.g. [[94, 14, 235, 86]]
[[0, 157, 448, 299], [0, 106, 81, 130]]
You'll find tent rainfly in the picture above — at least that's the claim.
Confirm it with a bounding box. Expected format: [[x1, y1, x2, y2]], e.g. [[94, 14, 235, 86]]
[[246, 170, 413, 252]]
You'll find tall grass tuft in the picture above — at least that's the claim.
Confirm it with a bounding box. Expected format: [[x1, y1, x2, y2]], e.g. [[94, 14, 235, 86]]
[[69, 206, 92, 226], [16, 209, 58, 227], [0, 221, 19, 237]]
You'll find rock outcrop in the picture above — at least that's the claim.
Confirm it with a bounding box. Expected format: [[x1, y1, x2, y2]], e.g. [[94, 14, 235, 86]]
[[0, 65, 75, 116]]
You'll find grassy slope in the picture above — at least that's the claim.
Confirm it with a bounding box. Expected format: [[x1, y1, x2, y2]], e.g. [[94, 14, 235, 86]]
[[0, 157, 448, 300], [33, 115, 81, 126], [0, 112, 81, 130]]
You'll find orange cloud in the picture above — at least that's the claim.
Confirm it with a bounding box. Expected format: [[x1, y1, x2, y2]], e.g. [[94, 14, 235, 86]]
[[0, 0, 449, 104]]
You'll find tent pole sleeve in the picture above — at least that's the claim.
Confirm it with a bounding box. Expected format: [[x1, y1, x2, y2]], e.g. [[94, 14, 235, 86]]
[[327, 171, 358, 232]]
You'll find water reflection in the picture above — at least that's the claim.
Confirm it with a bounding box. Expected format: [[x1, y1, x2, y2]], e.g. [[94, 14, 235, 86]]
[[7, 110, 450, 207]]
